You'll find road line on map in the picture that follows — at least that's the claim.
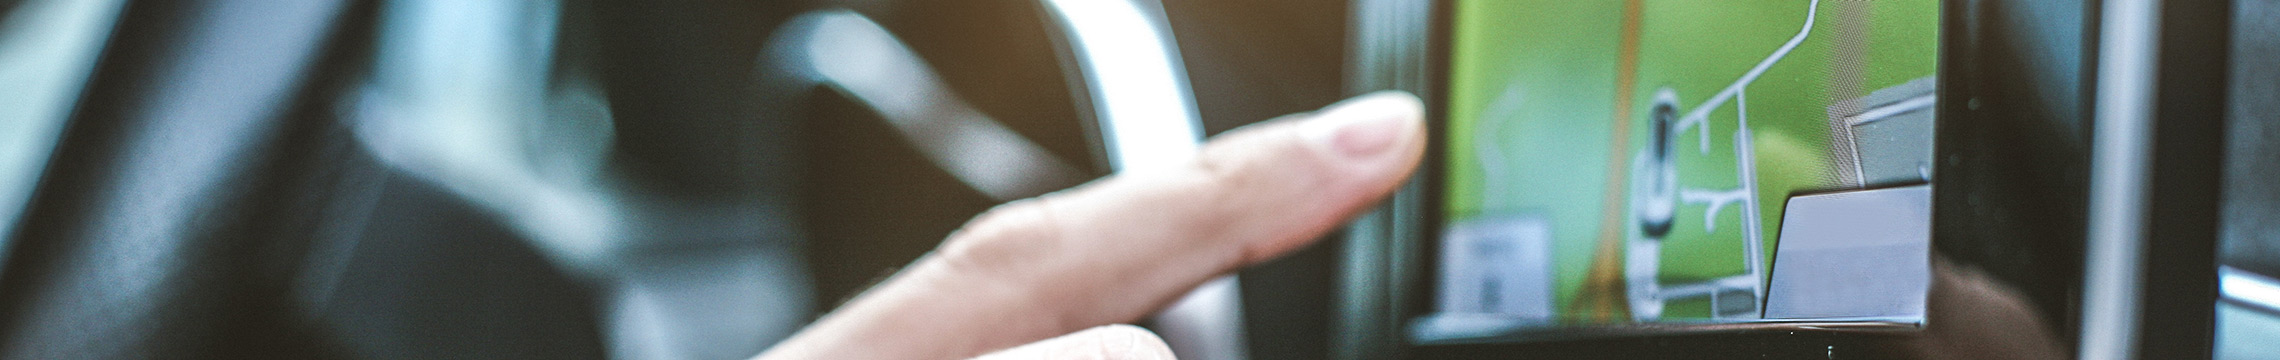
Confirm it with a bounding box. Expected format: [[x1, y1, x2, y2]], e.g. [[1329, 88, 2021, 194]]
[[1672, 0, 1821, 134]]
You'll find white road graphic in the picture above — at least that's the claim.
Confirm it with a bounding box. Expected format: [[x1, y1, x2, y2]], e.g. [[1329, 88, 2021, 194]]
[[1636, 0, 1819, 320]]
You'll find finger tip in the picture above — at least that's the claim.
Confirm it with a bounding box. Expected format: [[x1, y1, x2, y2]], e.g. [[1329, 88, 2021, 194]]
[[1307, 91, 1428, 156], [1339, 91, 1429, 156], [1337, 91, 1426, 122]]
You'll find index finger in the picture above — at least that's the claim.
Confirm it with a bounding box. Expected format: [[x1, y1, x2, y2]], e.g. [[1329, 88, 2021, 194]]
[[757, 92, 1426, 360], [946, 91, 1429, 318]]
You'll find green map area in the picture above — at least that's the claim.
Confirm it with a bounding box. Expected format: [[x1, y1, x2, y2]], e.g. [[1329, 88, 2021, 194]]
[[1442, 0, 1937, 323]]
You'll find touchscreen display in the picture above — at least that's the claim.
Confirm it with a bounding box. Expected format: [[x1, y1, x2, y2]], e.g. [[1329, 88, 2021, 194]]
[[1430, 0, 1938, 335]]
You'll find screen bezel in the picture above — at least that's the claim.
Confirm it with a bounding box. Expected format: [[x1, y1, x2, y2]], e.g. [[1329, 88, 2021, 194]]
[[1349, 0, 2182, 357], [1369, 0, 2080, 356]]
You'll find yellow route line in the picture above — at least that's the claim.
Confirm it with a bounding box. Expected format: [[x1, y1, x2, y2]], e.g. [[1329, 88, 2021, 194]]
[[1572, 0, 1646, 323]]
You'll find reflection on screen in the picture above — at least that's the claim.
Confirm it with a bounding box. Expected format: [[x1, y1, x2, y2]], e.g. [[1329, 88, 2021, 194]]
[[1430, 0, 1939, 336]]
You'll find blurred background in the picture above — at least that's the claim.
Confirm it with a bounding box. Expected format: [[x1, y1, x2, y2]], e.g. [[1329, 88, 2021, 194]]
[[0, 0, 1351, 359], [1, 0, 2276, 359]]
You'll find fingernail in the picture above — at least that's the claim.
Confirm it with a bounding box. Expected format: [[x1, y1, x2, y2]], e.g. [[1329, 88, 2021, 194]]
[[1306, 91, 1423, 158], [1097, 325, 1173, 360], [1096, 326, 1136, 358]]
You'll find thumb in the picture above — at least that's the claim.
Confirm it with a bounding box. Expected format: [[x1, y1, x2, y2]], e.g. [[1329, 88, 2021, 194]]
[[968, 325, 1178, 360]]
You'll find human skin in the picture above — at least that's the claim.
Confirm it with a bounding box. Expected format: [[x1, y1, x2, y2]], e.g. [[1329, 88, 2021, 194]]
[[754, 92, 1428, 360]]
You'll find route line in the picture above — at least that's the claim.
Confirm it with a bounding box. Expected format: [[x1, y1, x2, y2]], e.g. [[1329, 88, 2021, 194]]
[[1577, 0, 1650, 322]]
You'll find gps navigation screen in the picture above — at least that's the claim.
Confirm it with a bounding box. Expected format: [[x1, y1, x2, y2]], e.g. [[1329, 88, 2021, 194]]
[[1428, 0, 1939, 338]]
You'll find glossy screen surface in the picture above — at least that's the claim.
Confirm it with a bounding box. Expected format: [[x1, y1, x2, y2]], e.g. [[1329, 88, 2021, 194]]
[[1431, 0, 1939, 333]]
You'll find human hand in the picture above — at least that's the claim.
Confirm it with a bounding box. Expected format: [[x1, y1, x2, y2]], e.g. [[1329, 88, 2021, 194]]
[[1882, 258, 2066, 360], [754, 91, 1426, 360]]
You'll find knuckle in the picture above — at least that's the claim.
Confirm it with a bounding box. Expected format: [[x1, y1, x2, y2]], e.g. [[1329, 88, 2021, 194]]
[[936, 197, 1061, 281]]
